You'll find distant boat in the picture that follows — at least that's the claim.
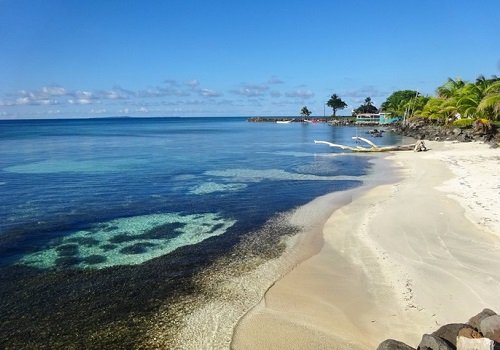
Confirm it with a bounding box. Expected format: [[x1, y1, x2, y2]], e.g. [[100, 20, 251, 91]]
[[303, 119, 325, 124], [276, 120, 292, 124]]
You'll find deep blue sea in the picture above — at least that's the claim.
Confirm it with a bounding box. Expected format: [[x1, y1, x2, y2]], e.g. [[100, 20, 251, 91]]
[[0, 117, 404, 349]]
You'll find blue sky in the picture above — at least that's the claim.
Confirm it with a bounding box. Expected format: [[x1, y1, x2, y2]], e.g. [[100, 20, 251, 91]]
[[1, 0, 499, 119]]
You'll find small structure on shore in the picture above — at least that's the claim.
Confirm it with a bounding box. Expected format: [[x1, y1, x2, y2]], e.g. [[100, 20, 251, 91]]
[[354, 112, 402, 125]]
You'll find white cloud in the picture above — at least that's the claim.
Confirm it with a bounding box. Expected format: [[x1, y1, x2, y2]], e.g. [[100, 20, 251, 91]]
[[342, 86, 387, 105], [68, 97, 94, 105], [199, 89, 222, 97], [1, 87, 65, 106], [90, 108, 107, 114], [268, 77, 284, 84], [285, 90, 314, 99], [185, 79, 200, 87], [15, 97, 30, 105], [41, 86, 67, 96], [139, 86, 190, 98], [164, 79, 178, 86], [232, 83, 269, 97], [74, 90, 93, 99], [95, 86, 133, 100]]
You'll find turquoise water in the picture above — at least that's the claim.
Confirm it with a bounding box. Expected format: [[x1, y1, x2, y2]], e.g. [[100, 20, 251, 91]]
[[0, 117, 403, 348]]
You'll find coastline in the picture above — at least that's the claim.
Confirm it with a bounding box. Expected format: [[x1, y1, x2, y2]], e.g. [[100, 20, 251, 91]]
[[231, 141, 500, 349]]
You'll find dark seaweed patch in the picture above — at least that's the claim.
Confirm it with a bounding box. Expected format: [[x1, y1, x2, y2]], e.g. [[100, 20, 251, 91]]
[[84, 255, 107, 265], [100, 244, 118, 251], [55, 256, 82, 267], [108, 222, 185, 244], [139, 222, 185, 240], [66, 237, 100, 247], [109, 233, 135, 244], [208, 223, 224, 233], [55, 244, 79, 256], [119, 243, 156, 255]]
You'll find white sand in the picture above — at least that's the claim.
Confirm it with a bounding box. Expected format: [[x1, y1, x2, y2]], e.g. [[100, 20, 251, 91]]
[[232, 141, 500, 349]]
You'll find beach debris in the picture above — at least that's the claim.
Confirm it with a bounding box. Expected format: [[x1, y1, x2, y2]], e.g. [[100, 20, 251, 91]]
[[314, 136, 418, 152], [376, 308, 500, 350], [414, 140, 427, 152]]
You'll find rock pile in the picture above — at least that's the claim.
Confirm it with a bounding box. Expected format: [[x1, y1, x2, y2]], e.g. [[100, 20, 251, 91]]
[[377, 309, 500, 350], [390, 121, 499, 147]]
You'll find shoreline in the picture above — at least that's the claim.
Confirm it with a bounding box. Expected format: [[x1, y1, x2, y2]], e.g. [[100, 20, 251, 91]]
[[231, 141, 500, 349]]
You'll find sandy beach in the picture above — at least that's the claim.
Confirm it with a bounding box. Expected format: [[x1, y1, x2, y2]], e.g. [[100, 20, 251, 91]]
[[232, 141, 500, 349]]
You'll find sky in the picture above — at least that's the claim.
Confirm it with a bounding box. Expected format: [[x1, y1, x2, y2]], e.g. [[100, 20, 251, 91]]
[[1, 0, 499, 119]]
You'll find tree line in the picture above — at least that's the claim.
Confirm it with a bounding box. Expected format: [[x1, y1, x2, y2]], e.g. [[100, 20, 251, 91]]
[[300, 75, 500, 124]]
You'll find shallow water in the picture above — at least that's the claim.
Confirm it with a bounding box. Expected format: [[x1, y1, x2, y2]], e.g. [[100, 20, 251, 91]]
[[0, 117, 404, 348]]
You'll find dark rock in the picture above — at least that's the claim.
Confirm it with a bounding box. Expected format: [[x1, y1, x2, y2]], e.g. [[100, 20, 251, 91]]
[[417, 334, 454, 350], [468, 309, 497, 329], [479, 315, 500, 343], [390, 121, 499, 144], [377, 339, 416, 350], [432, 323, 476, 348]]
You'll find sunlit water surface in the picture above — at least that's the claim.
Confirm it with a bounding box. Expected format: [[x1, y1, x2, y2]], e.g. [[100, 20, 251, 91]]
[[0, 117, 403, 348]]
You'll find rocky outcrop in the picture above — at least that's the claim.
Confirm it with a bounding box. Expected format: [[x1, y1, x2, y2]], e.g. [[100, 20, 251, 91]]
[[389, 121, 499, 147], [376, 309, 500, 350]]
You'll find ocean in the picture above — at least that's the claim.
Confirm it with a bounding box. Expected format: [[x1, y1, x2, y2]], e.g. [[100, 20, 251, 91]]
[[0, 117, 403, 349]]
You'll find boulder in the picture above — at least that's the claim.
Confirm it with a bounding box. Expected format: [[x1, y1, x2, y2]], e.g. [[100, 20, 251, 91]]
[[432, 323, 476, 348], [417, 334, 454, 350], [377, 339, 416, 350], [468, 309, 497, 329], [479, 315, 500, 342], [456, 336, 494, 350]]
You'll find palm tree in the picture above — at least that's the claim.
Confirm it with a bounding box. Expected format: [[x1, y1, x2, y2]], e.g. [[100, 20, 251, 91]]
[[478, 80, 500, 120], [436, 77, 465, 99], [326, 94, 347, 117], [420, 97, 456, 124], [300, 106, 312, 117], [456, 83, 485, 119]]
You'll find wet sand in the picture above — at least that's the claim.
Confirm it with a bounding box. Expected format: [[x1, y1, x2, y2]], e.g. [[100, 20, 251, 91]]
[[232, 141, 500, 349]]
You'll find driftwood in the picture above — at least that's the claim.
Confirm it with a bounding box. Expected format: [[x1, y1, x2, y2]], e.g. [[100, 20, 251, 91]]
[[314, 137, 425, 152]]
